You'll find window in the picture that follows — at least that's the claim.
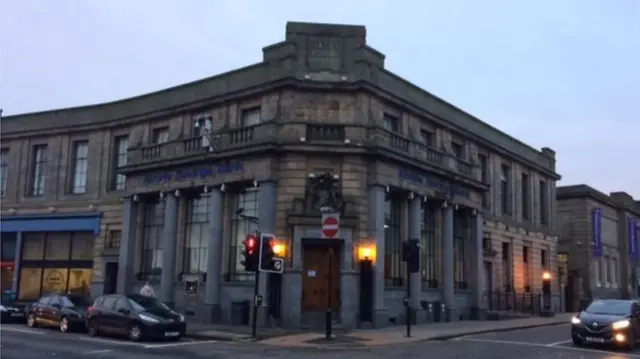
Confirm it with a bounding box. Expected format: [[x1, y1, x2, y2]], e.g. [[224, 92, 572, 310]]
[[383, 113, 399, 133], [500, 164, 511, 215], [106, 230, 121, 249], [451, 142, 463, 159], [611, 257, 618, 287], [523, 245, 531, 292], [141, 201, 165, 279], [521, 173, 530, 220], [541, 249, 548, 268], [478, 154, 490, 208], [70, 141, 89, 194], [30, 145, 48, 196], [384, 195, 403, 288], [193, 116, 213, 136], [605, 256, 612, 287], [227, 188, 259, 281], [152, 128, 169, 144], [0, 148, 8, 197], [453, 211, 469, 289], [502, 242, 512, 291], [184, 196, 209, 274], [420, 202, 438, 288], [112, 136, 128, 190], [539, 180, 548, 225], [419, 130, 434, 147], [241, 107, 261, 127], [595, 258, 602, 287]]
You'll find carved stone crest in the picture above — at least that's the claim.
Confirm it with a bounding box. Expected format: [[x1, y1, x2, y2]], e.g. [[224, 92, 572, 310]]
[[305, 172, 345, 213]]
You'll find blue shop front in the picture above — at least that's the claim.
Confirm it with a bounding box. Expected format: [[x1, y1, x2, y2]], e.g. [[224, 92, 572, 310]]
[[0, 213, 102, 300]]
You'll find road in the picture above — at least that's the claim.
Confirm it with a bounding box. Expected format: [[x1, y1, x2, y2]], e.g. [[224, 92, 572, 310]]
[[4, 322, 640, 358]]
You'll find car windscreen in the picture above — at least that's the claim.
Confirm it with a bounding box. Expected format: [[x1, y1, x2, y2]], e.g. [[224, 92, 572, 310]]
[[61, 295, 92, 307], [585, 300, 631, 316], [127, 295, 170, 312]]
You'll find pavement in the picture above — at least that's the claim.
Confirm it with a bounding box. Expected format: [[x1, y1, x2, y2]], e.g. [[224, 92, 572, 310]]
[[5, 320, 640, 358]]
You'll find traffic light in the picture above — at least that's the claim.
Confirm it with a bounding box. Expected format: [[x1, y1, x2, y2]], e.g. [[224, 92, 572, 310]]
[[259, 233, 284, 273], [241, 233, 259, 272], [402, 239, 420, 274]]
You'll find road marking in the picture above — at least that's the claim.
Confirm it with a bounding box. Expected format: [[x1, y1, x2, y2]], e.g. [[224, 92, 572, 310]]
[[0, 326, 46, 335], [83, 349, 114, 354], [75, 336, 142, 346], [143, 340, 218, 349], [546, 339, 572, 347], [461, 338, 640, 357]]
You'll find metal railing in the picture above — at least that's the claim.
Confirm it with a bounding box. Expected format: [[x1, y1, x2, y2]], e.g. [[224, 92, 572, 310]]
[[485, 290, 549, 314]]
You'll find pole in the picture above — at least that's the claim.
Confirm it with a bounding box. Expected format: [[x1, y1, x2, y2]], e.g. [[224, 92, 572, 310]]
[[325, 248, 333, 340], [406, 261, 411, 338], [251, 269, 260, 339]]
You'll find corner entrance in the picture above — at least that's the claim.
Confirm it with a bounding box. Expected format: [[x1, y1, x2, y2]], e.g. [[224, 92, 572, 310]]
[[302, 240, 341, 318]]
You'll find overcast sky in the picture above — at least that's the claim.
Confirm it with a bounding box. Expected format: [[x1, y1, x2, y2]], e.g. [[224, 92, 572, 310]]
[[1, 0, 638, 197]]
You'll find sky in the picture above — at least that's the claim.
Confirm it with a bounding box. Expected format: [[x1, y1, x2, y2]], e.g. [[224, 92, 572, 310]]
[[1, 0, 638, 198]]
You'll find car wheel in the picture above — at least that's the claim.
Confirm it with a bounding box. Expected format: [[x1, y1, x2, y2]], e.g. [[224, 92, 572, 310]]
[[87, 320, 99, 337], [26, 313, 37, 328], [59, 316, 69, 333], [128, 324, 143, 342]]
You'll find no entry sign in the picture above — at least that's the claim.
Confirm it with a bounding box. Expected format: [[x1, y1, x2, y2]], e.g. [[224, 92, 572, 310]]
[[321, 213, 340, 239]]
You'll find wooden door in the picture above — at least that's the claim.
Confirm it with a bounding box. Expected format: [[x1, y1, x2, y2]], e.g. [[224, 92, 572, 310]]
[[302, 245, 340, 312]]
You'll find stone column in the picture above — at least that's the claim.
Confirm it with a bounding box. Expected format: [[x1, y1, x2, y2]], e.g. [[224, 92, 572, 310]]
[[160, 191, 179, 307], [257, 181, 277, 325], [408, 195, 424, 323], [12, 232, 22, 292], [368, 185, 387, 327], [441, 202, 456, 321], [117, 196, 139, 294], [471, 210, 487, 319], [204, 188, 224, 322]]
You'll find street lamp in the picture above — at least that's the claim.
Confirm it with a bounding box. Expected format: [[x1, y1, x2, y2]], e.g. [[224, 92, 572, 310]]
[[541, 271, 554, 317], [358, 243, 376, 325]]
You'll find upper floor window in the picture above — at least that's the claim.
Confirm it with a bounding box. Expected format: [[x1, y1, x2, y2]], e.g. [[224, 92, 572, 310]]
[[500, 164, 512, 215], [419, 130, 434, 147], [106, 230, 121, 249], [112, 136, 128, 191], [241, 107, 261, 127], [521, 172, 530, 220], [152, 127, 169, 144], [478, 154, 490, 208], [383, 113, 399, 133], [451, 142, 463, 159], [70, 141, 89, 194], [30, 145, 48, 196], [193, 116, 213, 136], [0, 149, 8, 197], [539, 180, 548, 225]]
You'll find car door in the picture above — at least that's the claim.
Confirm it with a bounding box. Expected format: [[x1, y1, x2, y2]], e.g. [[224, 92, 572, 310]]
[[112, 297, 133, 335], [33, 296, 51, 325], [96, 296, 118, 333], [47, 295, 63, 325]]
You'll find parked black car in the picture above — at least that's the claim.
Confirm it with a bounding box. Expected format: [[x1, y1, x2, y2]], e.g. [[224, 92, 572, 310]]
[[571, 299, 640, 350], [85, 294, 186, 341], [25, 293, 93, 332], [0, 300, 26, 323]]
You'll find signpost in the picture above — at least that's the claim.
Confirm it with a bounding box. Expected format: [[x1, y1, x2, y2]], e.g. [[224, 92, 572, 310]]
[[321, 213, 340, 239]]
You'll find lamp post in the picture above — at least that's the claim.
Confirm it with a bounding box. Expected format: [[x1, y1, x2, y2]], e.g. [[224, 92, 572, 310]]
[[357, 244, 375, 326], [541, 271, 554, 317]]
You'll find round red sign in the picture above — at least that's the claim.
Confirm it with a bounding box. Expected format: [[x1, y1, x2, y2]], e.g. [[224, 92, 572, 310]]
[[322, 216, 339, 238]]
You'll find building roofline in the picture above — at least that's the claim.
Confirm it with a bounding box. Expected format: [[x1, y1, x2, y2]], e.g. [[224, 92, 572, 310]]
[[557, 184, 640, 216]]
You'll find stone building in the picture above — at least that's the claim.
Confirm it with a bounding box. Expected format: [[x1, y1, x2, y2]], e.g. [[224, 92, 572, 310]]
[[557, 185, 640, 310], [0, 21, 560, 329]]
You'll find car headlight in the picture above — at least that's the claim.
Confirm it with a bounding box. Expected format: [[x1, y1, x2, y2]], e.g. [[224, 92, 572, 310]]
[[179, 314, 185, 322], [138, 314, 160, 323], [612, 319, 630, 330], [571, 316, 581, 325], [0, 305, 6, 312]]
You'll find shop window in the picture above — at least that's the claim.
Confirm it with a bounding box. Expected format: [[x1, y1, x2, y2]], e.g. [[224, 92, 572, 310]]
[[22, 233, 45, 260], [18, 268, 42, 300], [68, 268, 92, 295], [71, 233, 94, 260], [45, 233, 71, 260], [42, 268, 69, 294]]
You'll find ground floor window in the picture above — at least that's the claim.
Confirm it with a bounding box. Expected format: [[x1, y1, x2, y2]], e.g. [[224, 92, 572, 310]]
[[384, 193, 403, 288], [420, 202, 438, 289], [18, 232, 94, 300], [453, 211, 469, 289]]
